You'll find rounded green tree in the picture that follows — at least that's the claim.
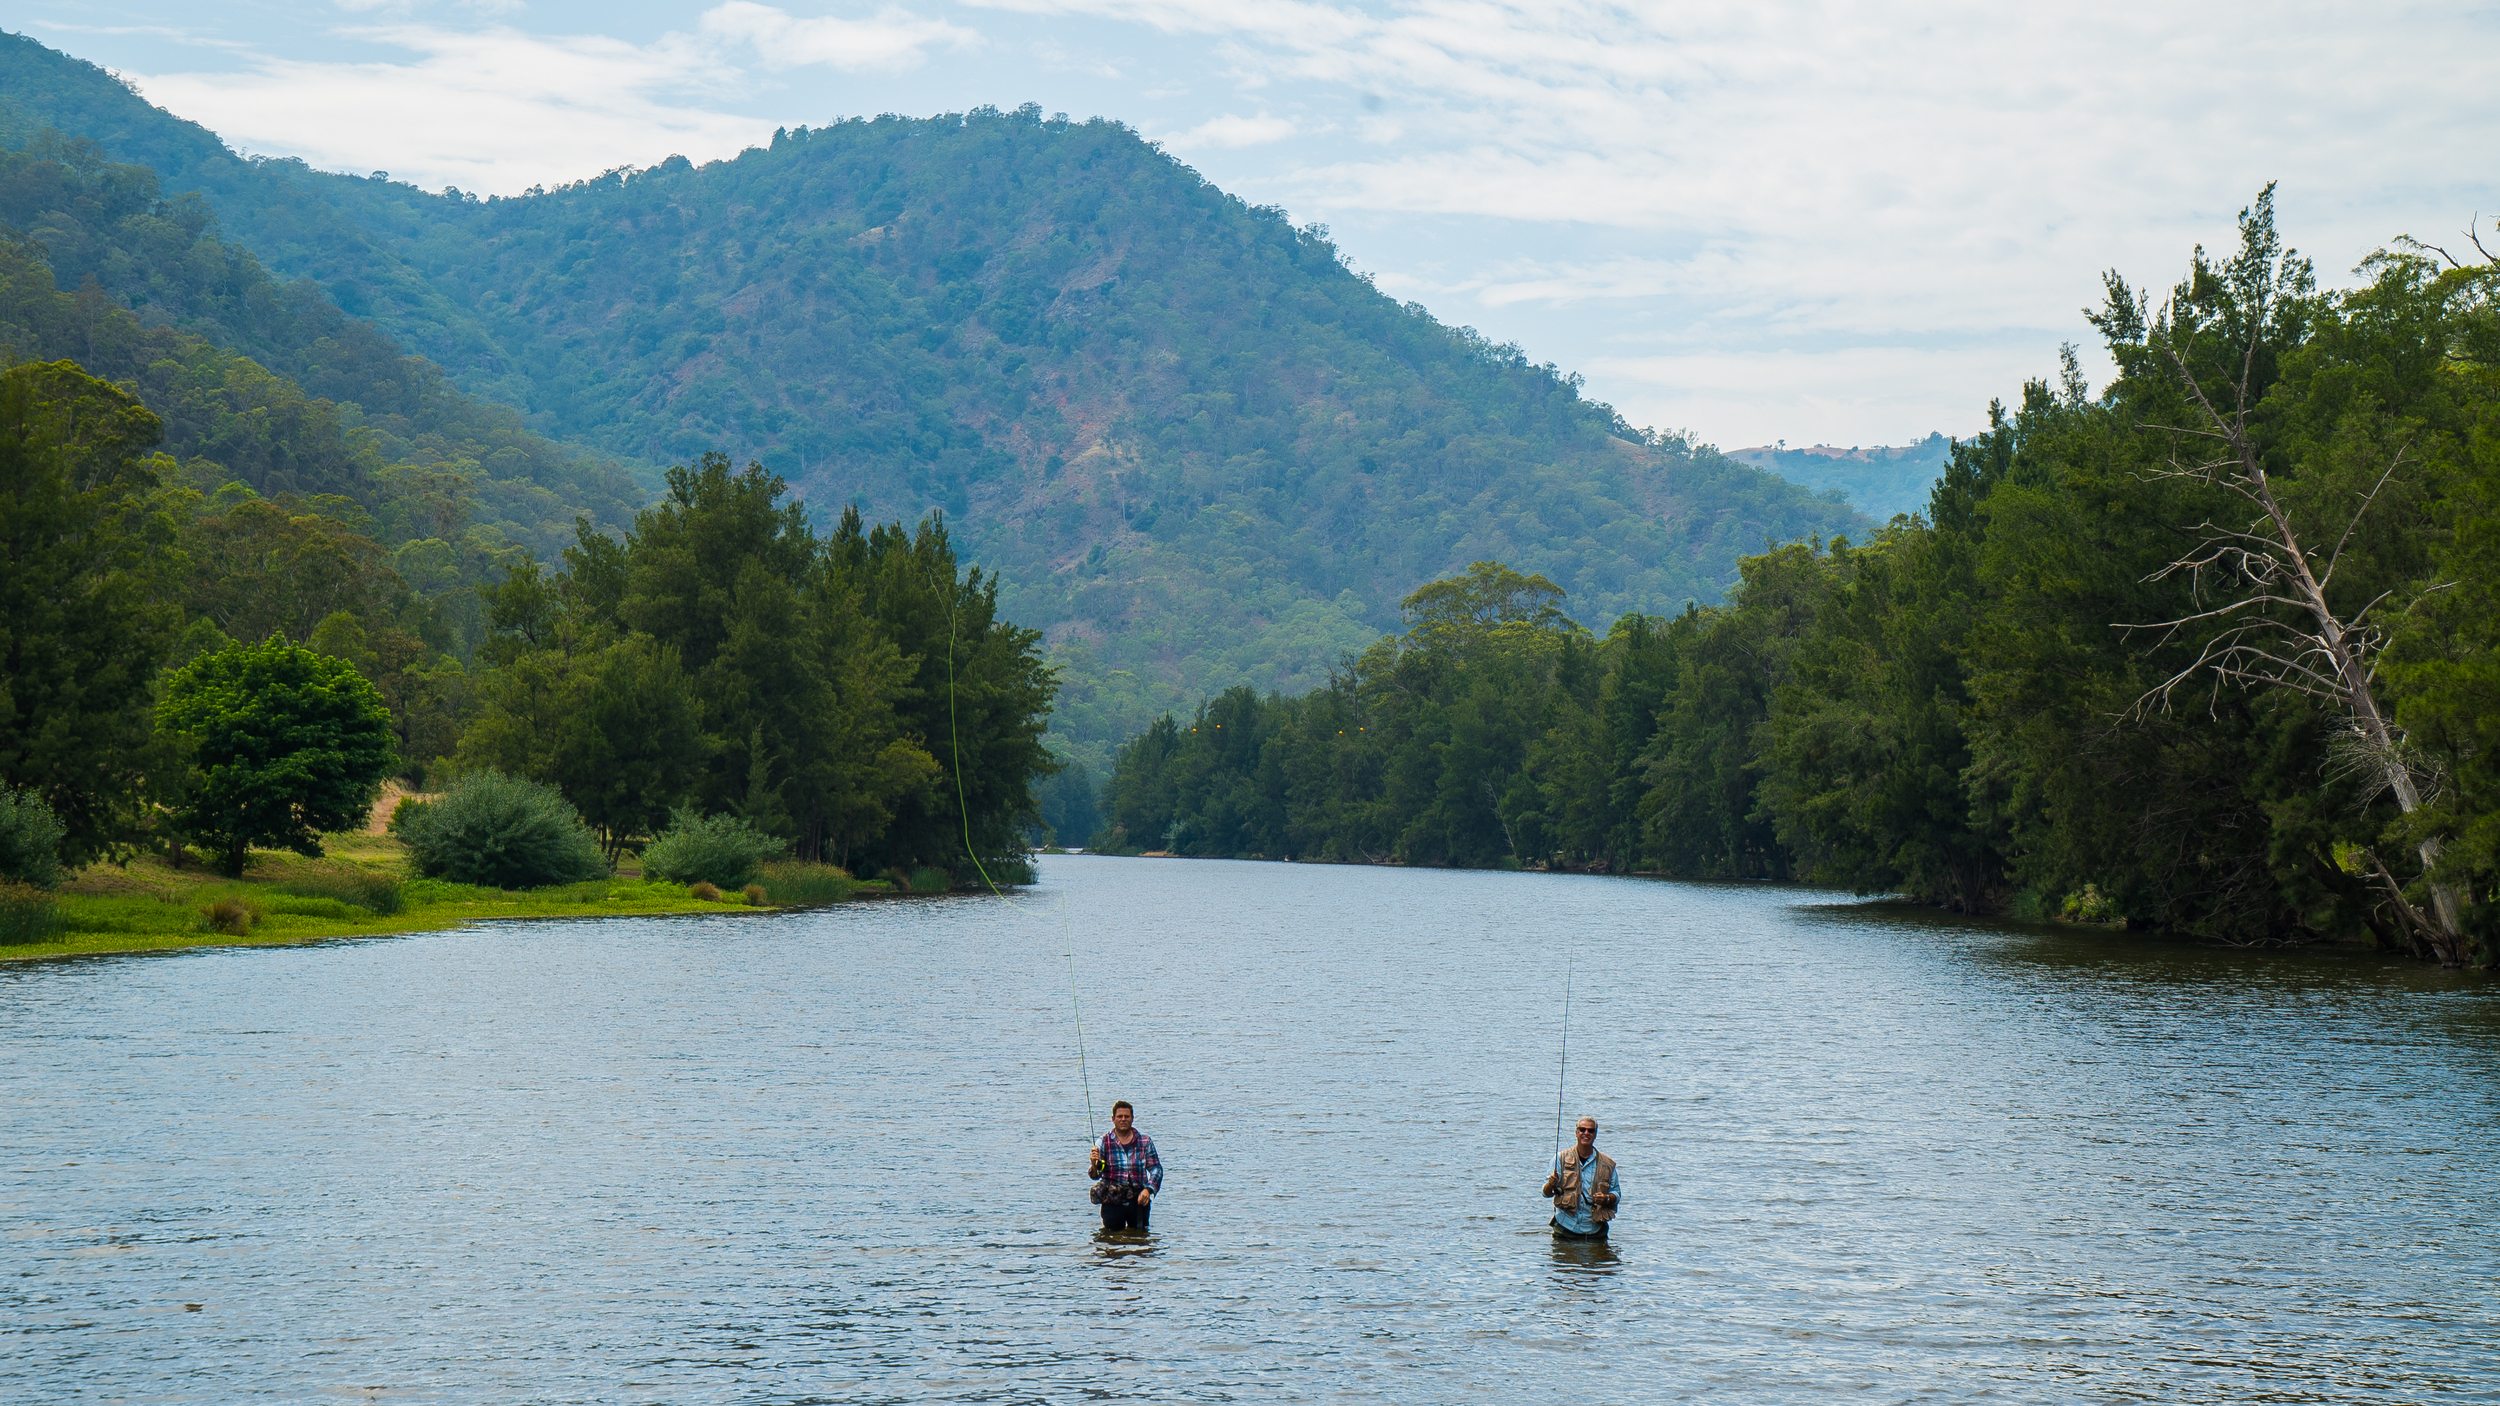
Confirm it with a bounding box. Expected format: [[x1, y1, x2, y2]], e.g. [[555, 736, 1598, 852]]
[[158, 636, 396, 877]]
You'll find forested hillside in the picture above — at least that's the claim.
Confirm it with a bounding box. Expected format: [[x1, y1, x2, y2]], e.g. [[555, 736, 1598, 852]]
[[0, 131, 647, 561], [1095, 195, 2500, 965], [0, 32, 1867, 786]]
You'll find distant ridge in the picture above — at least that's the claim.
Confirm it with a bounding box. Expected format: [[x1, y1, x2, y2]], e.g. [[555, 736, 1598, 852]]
[[0, 30, 1870, 764], [1725, 435, 1960, 521]]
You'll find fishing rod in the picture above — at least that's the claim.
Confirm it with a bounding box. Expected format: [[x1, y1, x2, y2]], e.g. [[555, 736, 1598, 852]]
[[1553, 950, 1573, 1167], [1067, 900, 1095, 1143], [920, 546, 1095, 1145]]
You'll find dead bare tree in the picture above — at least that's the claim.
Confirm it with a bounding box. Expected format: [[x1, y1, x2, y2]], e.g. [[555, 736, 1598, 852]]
[[2106, 189, 2468, 963]]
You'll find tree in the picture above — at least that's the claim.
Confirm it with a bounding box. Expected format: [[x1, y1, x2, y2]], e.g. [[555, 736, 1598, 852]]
[[831, 503, 1053, 880], [2098, 189, 2471, 961], [458, 632, 705, 864], [158, 635, 397, 876], [0, 359, 182, 867], [180, 496, 399, 645]]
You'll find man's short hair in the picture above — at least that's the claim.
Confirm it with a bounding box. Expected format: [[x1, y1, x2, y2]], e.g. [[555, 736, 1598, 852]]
[[1576, 1117, 1598, 1130], [1112, 1100, 1134, 1115]]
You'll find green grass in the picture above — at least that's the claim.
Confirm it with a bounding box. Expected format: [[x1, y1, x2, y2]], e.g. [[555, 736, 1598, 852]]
[[1, 836, 789, 962]]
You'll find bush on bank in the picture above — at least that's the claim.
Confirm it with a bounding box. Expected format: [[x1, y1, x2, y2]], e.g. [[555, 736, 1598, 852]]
[[394, 770, 607, 889], [641, 810, 786, 888], [0, 786, 66, 889]]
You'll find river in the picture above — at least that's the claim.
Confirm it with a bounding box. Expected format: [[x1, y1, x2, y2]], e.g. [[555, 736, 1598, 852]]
[[5, 855, 2496, 1402]]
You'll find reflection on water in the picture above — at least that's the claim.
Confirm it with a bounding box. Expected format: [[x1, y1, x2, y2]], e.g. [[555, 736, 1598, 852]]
[[3, 856, 2495, 1402], [1548, 1232, 1621, 1275]]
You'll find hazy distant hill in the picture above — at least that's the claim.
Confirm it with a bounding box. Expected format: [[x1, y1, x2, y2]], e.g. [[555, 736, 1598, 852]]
[[1725, 435, 1958, 521], [1, 32, 1868, 766]]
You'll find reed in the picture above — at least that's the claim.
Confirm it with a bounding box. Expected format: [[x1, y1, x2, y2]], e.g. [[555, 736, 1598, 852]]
[[201, 896, 259, 935], [756, 860, 854, 906]]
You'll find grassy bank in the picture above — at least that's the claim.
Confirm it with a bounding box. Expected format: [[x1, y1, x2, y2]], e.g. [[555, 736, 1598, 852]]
[[0, 835, 864, 963]]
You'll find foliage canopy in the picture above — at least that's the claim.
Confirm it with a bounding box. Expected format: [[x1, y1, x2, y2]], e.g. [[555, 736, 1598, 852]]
[[158, 635, 397, 877]]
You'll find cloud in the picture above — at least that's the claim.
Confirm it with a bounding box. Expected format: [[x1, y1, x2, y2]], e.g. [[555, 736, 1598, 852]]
[[970, 1, 2500, 337], [697, 2, 976, 71], [1581, 346, 2043, 450], [130, 25, 761, 195], [1167, 112, 1297, 149], [92, 0, 2500, 444], [120, 4, 973, 195]]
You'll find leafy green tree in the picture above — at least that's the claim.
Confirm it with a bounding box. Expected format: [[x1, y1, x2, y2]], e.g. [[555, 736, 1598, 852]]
[[829, 501, 1056, 881], [457, 631, 704, 863], [0, 360, 182, 866], [1757, 408, 2012, 911], [1634, 549, 1830, 880], [157, 635, 396, 876], [181, 499, 399, 644], [598, 455, 946, 869]]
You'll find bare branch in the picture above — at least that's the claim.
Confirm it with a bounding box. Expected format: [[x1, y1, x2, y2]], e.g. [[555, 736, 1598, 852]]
[[2320, 443, 2414, 589], [2417, 240, 2464, 272]]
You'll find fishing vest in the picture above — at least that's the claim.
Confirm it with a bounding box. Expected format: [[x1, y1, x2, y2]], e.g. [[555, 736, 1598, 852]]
[[1553, 1147, 1618, 1224]]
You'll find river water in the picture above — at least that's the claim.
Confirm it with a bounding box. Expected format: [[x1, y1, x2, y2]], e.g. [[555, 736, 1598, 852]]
[[5, 856, 2496, 1402]]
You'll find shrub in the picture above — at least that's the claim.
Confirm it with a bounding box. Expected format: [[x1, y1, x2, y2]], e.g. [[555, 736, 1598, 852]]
[[0, 881, 61, 944], [2061, 884, 2121, 925], [756, 860, 853, 906], [742, 883, 767, 906], [201, 896, 259, 935], [388, 794, 432, 832], [909, 865, 953, 894], [641, 810, 784, 888], [689, 881, 723, 902], [0, 786, 66, 889], [395, 771, 607, 889], [278, 869, 406, 916]]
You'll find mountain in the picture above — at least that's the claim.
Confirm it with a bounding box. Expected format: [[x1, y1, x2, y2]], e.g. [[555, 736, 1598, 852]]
[[2, 32, 1869, 770], [0, 130, 648, 565], [1725, 436, 1958, 521]]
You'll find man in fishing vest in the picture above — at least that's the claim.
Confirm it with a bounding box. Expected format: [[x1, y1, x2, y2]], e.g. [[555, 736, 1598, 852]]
[[1088, 1099, 1162, 1232], [1542, 1116, 1620, 1238]]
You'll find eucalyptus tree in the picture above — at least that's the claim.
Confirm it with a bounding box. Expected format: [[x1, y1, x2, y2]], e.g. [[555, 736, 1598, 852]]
[[2095, 189, 2470, 960]]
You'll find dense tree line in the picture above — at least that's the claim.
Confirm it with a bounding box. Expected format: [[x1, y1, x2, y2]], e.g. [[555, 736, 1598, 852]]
[[460, 453, 1054, 879], [1095, 197, 2500, 964], [0, 356, 1055, 884]]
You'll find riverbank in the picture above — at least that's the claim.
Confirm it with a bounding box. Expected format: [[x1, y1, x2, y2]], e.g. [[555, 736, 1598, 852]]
[[1, 834, 805, 963]]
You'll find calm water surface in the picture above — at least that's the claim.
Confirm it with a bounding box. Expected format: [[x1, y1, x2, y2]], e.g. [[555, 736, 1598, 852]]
[[5, 856, 2497, 1402]]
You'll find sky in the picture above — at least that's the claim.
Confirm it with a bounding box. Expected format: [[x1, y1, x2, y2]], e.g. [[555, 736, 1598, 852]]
[[15, 0, 2498, 450]]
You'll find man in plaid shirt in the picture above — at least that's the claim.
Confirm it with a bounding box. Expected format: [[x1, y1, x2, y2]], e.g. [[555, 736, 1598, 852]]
[[1089, 1100, 1162, 1232]]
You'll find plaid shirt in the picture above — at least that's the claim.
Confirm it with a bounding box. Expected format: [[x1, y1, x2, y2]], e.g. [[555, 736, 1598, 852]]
[[1096, 1131, 1163, 1193]]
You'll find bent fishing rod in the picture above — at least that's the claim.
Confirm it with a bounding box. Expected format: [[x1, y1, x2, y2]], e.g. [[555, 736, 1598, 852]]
[[1553, 950, 1573, 1167], [921, 548, 1096, 1145]]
